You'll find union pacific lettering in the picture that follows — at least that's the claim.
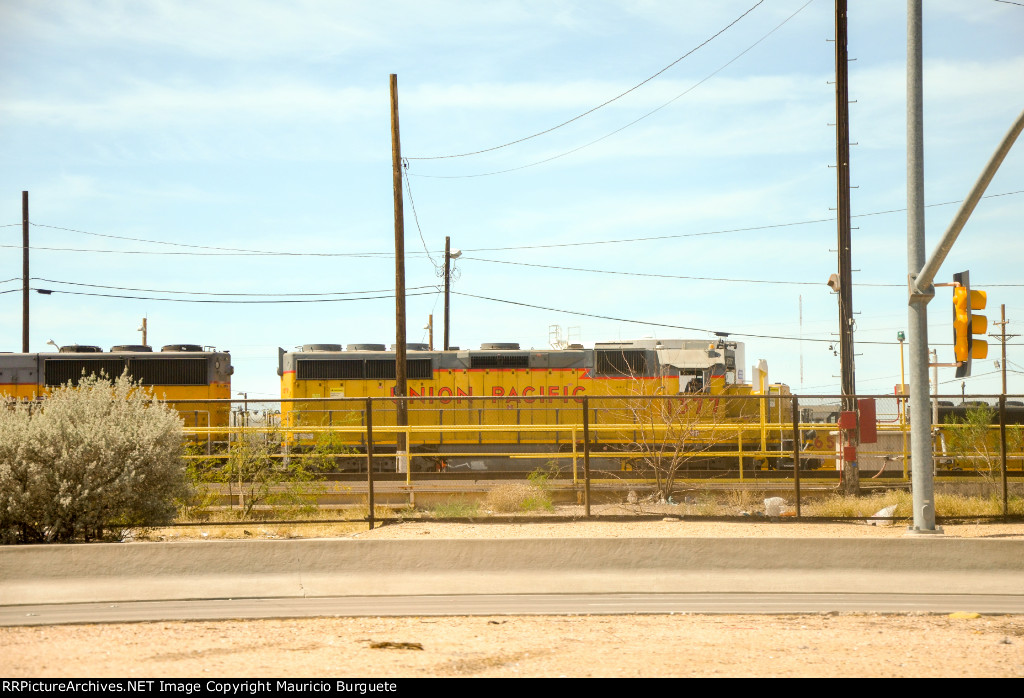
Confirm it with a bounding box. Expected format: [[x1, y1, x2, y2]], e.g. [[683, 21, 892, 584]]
[[390, 385, 586, 402], [390, 386, 473, 403], [490, 386, 586, 401]]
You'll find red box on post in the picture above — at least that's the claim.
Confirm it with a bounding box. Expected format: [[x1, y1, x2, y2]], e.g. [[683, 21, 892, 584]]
[[837, 411, 857, 430], [857, 398, 877, 444]]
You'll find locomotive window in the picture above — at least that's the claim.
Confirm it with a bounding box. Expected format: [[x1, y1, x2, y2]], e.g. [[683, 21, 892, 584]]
[[297, 360, 364, 380], [127, 358, 207, 385], [595, 350, 649, 377], [470, 354, 529, 369], [44, 359, 126, 386]]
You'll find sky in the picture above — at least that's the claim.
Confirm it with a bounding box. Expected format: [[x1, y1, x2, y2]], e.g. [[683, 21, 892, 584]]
[[1, 0, 1022, 401]]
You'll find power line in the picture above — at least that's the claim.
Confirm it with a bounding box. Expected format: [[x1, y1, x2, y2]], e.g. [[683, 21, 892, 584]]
[[459, 189, 1024, 251], [407, 1, 766, 161], [31, 288, 441, 304], [938, 369, 1004, 385], [462, 256, 1024, 287], [451, 289, 908, 345], [401, 159, 442, 271], [9, 188, 1021, 258], [28, 222, 297, 255], [409, 0, 813, 179], [31, 277, 440, 297], [0, 243, 392, 258], [460, 255, 904, 286]]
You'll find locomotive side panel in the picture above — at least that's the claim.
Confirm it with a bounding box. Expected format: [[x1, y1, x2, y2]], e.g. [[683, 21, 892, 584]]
[[0, 353, 42, 400], [0, 350, 232, 431]]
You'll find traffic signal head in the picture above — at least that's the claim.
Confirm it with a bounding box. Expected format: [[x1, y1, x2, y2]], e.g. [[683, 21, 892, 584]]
[[952, 271, 988, 378]]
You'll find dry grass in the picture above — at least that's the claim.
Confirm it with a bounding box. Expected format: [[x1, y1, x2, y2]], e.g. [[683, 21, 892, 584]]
[[140, 480, 1023, 541], [134, 503, 407, 541], [483, 482, 553, 513], [430, 499, 481, 518]]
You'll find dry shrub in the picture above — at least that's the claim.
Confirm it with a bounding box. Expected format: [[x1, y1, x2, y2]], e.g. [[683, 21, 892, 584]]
[[0, 373, 187, 543], [485, 482, 552, 513]]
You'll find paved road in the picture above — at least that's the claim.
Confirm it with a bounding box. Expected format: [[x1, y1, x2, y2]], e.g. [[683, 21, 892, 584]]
[[5, 592, 1024, 626]]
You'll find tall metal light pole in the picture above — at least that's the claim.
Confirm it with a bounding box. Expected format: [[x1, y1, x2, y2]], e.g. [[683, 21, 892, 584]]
[[906, 0, 937, 532], [906, 0, 1024, 532]]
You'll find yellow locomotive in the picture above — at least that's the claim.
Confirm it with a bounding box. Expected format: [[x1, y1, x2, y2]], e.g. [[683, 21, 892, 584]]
[[0, 344, 233, 433], [278, 338, 793, 471]]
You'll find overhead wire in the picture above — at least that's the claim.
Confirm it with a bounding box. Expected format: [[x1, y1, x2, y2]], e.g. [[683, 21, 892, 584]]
[[7, 188, 1021, 258], [0, 243, 392, 258], [28, 222, 295, 255], [456, 187, 1024, 249], [31, 288, 441, 304], [31, 278, 439, 297], [408, 0, 814, 179], [459, 256, 1024, 287], [406, 0, 766, 161], [451, 290, 909, 345], [401, 159, 442, 271], [460, 256, 903, 286]]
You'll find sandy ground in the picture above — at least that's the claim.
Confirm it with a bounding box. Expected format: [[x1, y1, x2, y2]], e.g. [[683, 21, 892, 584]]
[[3, 613, 1023, 679], [3, 513, 1024, 679]]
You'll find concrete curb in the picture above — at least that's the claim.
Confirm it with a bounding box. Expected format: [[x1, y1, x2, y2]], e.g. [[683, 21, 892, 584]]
[[2, 537, 1023, 605]]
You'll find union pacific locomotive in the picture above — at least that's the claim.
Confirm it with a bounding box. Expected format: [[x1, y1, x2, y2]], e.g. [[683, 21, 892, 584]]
[[277, 337, 793, 470], [0, 344, 233, 430], [1, 337, 793, 471]]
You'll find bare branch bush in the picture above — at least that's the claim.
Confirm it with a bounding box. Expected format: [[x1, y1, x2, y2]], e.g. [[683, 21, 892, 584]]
[[943, 404, 1002, 492], [203, 418, 326, 519], [607, 380, 730, 505]]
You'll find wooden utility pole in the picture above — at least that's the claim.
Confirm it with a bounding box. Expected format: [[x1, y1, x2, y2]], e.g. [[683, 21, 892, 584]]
[[390, 74, 409, 473], [444, 236, 451, 350], [22, 191, 29, 352], [426, 314, 433, 351], [992, 305, 1017, 395], [834, 0, 858, 493], [999, 305, 1008, 395]]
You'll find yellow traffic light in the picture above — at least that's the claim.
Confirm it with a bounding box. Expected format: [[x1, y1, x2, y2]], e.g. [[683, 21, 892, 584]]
[[953, 286, 970, 361], [970, 289, 988, 360], [952, 271, 988, 378]]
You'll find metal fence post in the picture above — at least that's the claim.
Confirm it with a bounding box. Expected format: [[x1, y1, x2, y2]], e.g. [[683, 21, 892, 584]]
[[792, 394, 801, 517], [1000, 394, 1008, 521], [571, 425, 579, 486], [366, 397, 375, 531], [582, 396, 591, 517], [737, 426, 744, 481]]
